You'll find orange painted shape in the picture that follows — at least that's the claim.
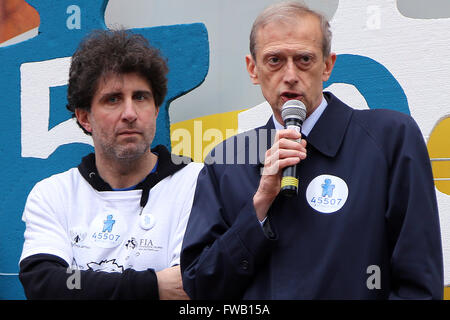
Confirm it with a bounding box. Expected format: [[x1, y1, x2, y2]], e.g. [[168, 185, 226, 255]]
[[0, 0, 40, 43]]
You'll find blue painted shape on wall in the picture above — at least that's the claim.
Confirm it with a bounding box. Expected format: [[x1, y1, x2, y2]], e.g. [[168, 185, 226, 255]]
[[49, 85, 71, 130], [324, 54, 410, 115], [0, 0, 208, 299]]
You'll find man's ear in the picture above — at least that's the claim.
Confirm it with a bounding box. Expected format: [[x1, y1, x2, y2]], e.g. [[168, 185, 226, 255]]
[[322, 52, 337, 82], [245, 54, 259, 85], [75, 109, 92, 133]]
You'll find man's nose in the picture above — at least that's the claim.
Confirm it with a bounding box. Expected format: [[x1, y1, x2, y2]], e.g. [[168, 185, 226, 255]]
[[283, 60, 299, 85], [121, 97, 138, 122]]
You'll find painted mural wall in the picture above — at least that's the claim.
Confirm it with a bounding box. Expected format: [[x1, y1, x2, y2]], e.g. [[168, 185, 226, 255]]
[[0, 0, 449, 299]]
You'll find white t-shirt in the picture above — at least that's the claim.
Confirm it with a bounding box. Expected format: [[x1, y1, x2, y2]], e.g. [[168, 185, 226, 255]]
[[20, 161, 203, 273]]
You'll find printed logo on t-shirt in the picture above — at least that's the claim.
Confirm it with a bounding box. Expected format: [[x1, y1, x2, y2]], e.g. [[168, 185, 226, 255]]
[[305, 174, 349, 214], [89, 211, 126, 248], [124, 237, 163, 253], [125, 237, 138, 250], [70, 227, 88, 248]]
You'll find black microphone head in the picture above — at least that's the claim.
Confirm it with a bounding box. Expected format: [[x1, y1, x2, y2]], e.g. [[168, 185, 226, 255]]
[[281, 100, 307, 123]]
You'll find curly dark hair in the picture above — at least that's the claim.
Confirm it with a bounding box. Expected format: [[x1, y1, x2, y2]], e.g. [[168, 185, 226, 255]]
[[66, 29, 168, 135]]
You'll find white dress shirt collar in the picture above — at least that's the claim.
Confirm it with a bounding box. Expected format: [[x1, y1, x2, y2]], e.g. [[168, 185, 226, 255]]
[[272, 95, 328, 136]]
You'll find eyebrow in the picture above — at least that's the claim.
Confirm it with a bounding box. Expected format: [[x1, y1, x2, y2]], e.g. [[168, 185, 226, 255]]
[[133, 90, 153, 96], [98, 89, 153, 100], [262, 49, 282, 57], [262, 49, 316, 58]]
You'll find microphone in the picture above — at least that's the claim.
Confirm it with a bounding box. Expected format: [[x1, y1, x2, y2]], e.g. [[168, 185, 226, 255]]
[[280, 100, 307, 197]]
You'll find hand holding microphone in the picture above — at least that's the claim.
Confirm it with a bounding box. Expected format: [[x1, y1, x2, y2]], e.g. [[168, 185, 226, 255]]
[[280, 100, 307, 196], [253, 100, 307, 220]]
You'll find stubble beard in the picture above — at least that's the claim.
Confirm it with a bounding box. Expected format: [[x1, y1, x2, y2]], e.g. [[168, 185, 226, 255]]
[[96, 128, 155, 164], [112, 141, 149, 161]]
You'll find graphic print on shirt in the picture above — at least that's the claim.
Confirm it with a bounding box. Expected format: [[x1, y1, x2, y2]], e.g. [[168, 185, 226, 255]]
[[89, 211, 126, 248], [87, 259, 124, 273], [125, 237, 137, 250], [306, 174, 349, 214], [70, 227, 89, 249], [124, 237, 163, 253]]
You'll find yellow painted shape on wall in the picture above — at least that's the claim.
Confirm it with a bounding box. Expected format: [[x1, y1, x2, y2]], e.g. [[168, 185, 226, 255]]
[[427, 116, 450, 195], [170, 109, 245, 162], [444, 287, 450, 300]]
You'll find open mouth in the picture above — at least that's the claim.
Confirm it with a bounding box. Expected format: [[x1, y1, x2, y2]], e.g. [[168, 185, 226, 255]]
[[281, 92, 302, 102]]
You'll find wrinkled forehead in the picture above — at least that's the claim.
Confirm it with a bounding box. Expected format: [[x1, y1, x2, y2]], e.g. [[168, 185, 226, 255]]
[[254, 14, 323, 52]]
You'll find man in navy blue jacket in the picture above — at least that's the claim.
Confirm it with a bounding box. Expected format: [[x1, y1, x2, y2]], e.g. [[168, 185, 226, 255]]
[[180, 2, 443, 299]]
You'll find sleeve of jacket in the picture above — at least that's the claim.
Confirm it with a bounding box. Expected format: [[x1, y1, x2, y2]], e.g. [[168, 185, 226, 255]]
[[385, 115, 443, 299], [180, 164, 277, 299]]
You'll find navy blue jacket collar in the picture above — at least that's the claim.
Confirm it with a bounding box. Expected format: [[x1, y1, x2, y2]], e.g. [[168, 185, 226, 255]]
[[307, 92, 353, 157]]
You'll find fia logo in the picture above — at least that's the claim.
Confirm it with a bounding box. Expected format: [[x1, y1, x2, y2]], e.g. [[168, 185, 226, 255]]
[[306, 175, 349, 214], [138, 238, 163, 252], [125, 237, 137, 250]]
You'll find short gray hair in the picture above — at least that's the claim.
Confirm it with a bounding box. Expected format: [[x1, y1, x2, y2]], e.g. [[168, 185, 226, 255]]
[[249, 1, 332, 61]]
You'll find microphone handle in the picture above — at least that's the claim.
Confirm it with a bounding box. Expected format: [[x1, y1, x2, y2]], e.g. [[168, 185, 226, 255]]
[[280, 119, 302, 197], [281, 164, 298, 196]]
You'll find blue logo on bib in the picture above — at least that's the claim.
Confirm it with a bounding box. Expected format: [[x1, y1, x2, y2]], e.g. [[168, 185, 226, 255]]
[[102, 215, 116, 233], [321, 179, 335, 198]]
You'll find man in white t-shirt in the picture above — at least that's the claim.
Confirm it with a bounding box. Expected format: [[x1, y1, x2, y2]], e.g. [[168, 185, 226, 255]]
[[19, 29, 203, 299]]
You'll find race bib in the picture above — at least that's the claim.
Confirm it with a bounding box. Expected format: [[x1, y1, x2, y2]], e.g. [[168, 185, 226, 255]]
[[305, 174, 349, 214]]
